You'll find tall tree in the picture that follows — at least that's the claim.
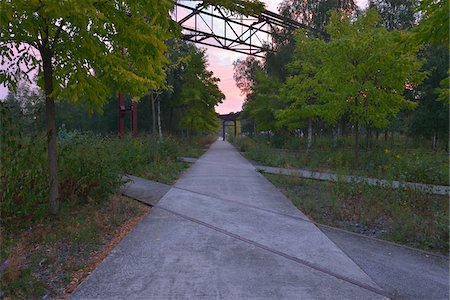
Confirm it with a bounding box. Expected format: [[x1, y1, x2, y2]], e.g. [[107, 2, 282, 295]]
[[314, 9, 424, 160], [233, 56, 263, 97], [276, 32, 325, 152], [0, 0, 176, 214], [178, 47, 224, 134], [409, 46, 449, 150], [413, 0, 449, 104], [278, 0, 357, 31], [243, 70, 280, 136], [368, 0, 417, 30]]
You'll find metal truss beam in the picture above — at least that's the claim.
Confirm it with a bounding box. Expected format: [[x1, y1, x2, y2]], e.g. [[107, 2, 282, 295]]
[[174, 1, 319, 57]]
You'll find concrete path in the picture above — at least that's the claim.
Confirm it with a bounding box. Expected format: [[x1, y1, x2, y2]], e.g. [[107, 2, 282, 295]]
[[71, 141, 391, 299]]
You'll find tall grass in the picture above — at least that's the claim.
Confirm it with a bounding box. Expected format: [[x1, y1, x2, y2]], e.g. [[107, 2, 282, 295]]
[[267, 174, 448, 253], [0, 126, 209, 231], [232, 136, 449, 185]]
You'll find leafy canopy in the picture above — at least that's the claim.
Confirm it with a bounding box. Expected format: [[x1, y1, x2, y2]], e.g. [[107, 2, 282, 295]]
[[243, 70, 280, 131], [179, 47, 224, 132], [0, 0, 177, 111], [276, 32, 325, 130], [315, 9, 425, 128]]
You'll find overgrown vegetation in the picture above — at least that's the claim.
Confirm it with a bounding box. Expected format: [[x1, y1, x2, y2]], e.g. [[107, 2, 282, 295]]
[[234, 1, 449, 166], [1, 104, 213, 230], [231, 135, 448, 185], [266, 174, 448, 253]]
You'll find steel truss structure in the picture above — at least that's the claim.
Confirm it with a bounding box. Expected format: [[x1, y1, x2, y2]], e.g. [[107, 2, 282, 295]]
[[174, 1, 315, 58]]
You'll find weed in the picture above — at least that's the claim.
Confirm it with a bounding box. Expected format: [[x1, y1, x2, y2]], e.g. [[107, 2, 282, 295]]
[[266, 173, 449, 253]]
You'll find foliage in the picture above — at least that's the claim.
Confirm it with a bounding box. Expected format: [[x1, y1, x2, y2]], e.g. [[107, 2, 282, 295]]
[[409, 45, 449, 141], [413, 0, 449, 47], [317, 10, 424, 128], [267, 174, 448, 253], [201, 0, 265, 16], [0, 0, 179, 214], [233, 56, 264, 96], [276, 32, 324, 130], [278, 0, 356, 31], [232, 135, 449, 185], [242, 70, 280, 132], [178, 46, 224, 133], [369, 0, 417, 30], [0, 104, 207, 229], [0, 0, 177, 107]]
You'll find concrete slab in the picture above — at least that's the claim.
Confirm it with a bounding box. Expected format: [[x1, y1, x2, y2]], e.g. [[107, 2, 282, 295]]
[[321, 227, 449, 300], [159, 187, 380, 289], [71, 141, 388, 299], [71, 208, 385, 300], [120, 175, 171, 206]]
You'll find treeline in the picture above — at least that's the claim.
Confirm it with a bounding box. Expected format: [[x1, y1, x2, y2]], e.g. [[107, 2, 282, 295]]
[[234, 0, 449, 159], [2, 40, 223, 137]]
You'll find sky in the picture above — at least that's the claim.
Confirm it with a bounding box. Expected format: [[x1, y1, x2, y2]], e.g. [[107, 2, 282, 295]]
[[0, 0, 368, 114]]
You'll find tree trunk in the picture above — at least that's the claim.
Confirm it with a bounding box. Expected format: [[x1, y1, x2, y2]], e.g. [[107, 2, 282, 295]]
[[354, 122, 359, 162], [384, 129, 388, 144], [41, 46, 59, 215], [307, 118, 312, 153], [157, 98, 162, 139], [365, 126, 371, 150], [432, 133, 438, 151], [151, 93, 156, 137]]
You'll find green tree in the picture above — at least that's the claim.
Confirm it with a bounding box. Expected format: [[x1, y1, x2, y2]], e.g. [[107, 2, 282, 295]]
[[276, 32, 325, 152], [178, 47, 224, 134], [410, 46, 449, 150], [414, 0, 449, 104], [243, 70, 280, 137], [278, 0, 356, 31], [0, 0, 176, 214], [233, 56, 263, 96], [315, 9, 424, 160], [368, 0, 417, 31], [414, 0, 449, 47]]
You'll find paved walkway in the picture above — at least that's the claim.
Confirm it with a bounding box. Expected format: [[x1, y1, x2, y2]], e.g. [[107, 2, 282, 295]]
[[72, 141, 391, 299]]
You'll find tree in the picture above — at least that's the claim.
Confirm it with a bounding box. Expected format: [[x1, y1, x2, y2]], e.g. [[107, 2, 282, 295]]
[[1, 0, 176, 214], [276, 32, 325, 152], [413, 0, 449, 104], [265, 0, 357, 83], [414, 0, 449, 47], [178, 47, 224, 134], [314, 9, 424, 160], [409, 45, 449, 150], [368, 0, 417, 31], [243, 70, 280, 137], [278, 0, 357, 31], [233, 56, 263, 96]]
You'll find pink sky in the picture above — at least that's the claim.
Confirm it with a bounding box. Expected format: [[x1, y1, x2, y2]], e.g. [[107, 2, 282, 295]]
[[0, 0, 367, 114], [208, 0, 280, 114]]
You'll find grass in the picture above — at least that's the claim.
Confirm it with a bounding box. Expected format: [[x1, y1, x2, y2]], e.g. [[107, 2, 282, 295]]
[[265, 173, 449, 254], [0, 195, 149, 299], [231, 136, 449, 186]]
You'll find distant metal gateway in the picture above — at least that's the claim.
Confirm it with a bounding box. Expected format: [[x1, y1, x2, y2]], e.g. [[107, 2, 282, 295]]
[[218, 112, 240, 141], [174, 0, 314, 58]]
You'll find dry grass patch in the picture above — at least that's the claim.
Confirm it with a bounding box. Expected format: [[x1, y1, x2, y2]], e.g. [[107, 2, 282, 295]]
[[0, 195, 149, 299]]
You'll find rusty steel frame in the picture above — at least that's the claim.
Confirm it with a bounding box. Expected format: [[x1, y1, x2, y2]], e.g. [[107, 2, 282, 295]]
[[174, 1, 315, 58]]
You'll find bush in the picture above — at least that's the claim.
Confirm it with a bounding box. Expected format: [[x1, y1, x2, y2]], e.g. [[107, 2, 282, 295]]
[[0, 110, 203, 231]]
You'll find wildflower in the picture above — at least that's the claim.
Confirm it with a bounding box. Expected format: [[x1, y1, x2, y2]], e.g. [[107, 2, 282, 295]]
[[384, 149, 390, 154]]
